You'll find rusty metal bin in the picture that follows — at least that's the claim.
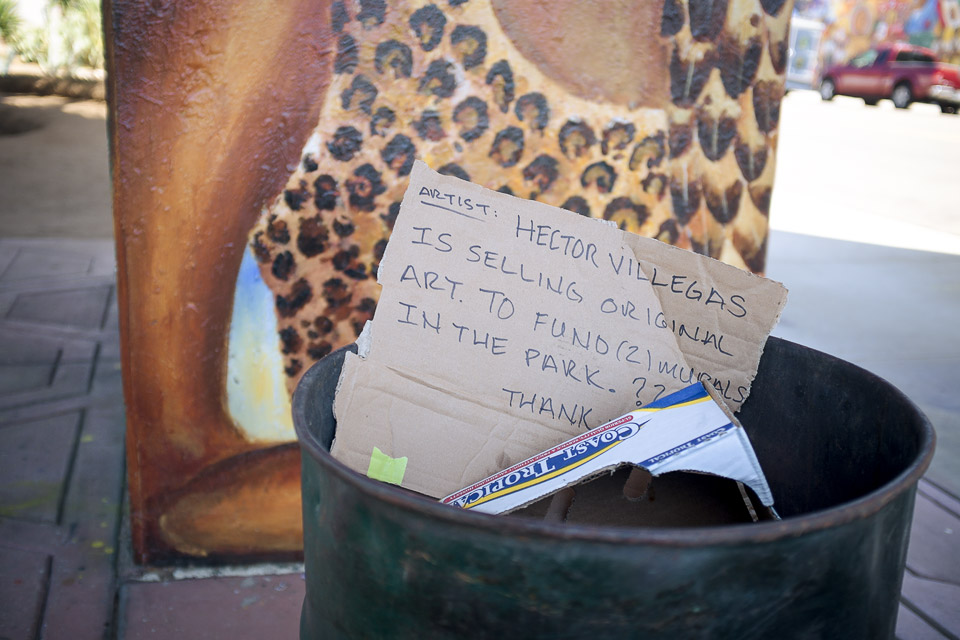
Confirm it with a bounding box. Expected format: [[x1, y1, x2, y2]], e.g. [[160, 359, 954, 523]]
[[292, 337, 934, 639]]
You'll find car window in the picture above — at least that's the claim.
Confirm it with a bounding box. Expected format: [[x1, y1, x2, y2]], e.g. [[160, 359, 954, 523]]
[[895, 51, 911, 62], [850, 50, 878, 68], [875, 50, 890, 65], [915, 53, 935, 64]]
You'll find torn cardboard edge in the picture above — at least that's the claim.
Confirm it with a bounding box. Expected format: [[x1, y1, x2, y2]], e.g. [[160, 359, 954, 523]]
[[441, 383, 775, 515], [333, 350, 585, 498], [622, 233, 789, 410], [331, 160, 787, 499]]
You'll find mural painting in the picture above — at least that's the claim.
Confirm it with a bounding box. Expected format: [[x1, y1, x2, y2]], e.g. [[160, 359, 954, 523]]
[[107, 0, 794, 563], [795, 0, 960, 68]]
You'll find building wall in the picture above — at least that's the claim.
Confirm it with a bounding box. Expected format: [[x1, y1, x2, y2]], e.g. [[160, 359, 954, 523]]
[[796, 0, 960, 68], [107, 0, 794, 564]]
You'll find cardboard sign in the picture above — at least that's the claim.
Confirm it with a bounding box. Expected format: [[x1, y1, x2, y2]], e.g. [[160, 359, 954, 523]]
[[442, 383, 773, 514], [331, 161, 786, 498]]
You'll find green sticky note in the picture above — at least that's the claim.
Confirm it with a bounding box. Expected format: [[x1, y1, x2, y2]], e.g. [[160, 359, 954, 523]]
[[366, 447, 408, 485]]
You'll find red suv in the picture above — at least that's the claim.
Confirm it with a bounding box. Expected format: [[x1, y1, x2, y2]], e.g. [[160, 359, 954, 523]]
[[819, 43, 960, 113]]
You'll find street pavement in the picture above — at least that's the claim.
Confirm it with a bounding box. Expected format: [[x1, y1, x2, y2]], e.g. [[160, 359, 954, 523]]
[[0, 94, 112, 238], [769, 91, 960, 639], [0, 90, 958, 638]]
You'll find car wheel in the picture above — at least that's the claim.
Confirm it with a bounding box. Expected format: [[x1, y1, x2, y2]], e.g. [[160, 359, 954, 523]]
[[820, 79, 835, 101], [939, 103, 958, 114], [892, 83, 912, 109]]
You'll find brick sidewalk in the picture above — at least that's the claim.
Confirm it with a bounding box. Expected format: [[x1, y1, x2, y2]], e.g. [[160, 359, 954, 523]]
[[0, 236, 957, 639], [0, 238, 306, 639], [0, 238, 125, 638]]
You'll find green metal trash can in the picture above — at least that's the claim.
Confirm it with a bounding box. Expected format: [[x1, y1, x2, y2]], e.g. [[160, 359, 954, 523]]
[[293, 337, 934, 639]]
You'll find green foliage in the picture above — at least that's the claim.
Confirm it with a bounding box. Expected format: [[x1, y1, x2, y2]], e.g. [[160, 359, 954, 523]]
[[3, 0, 103, 73], [14, 23, 48, 65], [58, 0, 103, 69], [0, 0, 22, 44]]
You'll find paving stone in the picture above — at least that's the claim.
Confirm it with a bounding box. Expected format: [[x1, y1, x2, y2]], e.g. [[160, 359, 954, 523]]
[[0, 248, 93, 282], [0, 348, 126, 639], [0, 396, 88, 427], [61, 405, 126, 530], [0, 240, 117, 280], [0, 502, 122, 640], [100, 288, 121, 360], [88, 357, 125, 405], [0, 291, 17, 317], [901, 572, 960, 637], [0, 244, 18, 277], [50, 361, 95, 394], [919, 479, 960, 517], [922, 407, 960, 501], [897, 603, 950, 640], [0, 326, 63, 363], [0, 392, 106, 429], [0, 329, 96, 410], [99, 332, 122, 361], [35, 339, 125, 639], [907, 492, 960, 583], [90, 250, 118, 277], [0, 412, 80, 522], [0, 516, 68, 552], [0, 362, 55, 395], [0, 396, 124, 640], [7, 285, 111, 330], [43, 540, 120, 640], [120, 574, 305, 639], [0, 545, 51, 640], [0, 361, 94, 411], [103, 286, 119, 331], [768, 238, 960, 365]]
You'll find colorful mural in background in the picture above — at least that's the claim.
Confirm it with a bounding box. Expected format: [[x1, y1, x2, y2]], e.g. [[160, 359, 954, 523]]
[[108, 0, 795, 564], [794, 0, 960, 72]]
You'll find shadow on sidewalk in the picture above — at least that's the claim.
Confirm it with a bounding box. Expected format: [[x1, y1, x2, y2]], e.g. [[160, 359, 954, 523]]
[[0, 94, 111, 239]]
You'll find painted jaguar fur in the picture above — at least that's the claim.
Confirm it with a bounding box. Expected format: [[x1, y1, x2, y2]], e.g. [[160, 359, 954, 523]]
[[248, 0, 791, 392]]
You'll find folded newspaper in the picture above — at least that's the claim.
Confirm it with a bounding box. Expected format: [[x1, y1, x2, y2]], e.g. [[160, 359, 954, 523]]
[[442, 382, 773, 515]]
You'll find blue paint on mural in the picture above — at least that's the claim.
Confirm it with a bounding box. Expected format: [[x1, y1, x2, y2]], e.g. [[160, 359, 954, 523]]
[[226, 246, 295, 442]]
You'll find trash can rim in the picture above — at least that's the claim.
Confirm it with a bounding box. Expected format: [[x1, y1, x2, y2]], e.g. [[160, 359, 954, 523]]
[[293, 337, 935, 548]]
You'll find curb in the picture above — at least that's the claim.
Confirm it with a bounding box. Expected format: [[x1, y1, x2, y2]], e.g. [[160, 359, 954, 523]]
[[0, 73, 105, 101]]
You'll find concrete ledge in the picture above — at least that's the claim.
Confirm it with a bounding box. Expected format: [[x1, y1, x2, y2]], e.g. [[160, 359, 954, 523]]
[[0, 73, 105, 101]]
